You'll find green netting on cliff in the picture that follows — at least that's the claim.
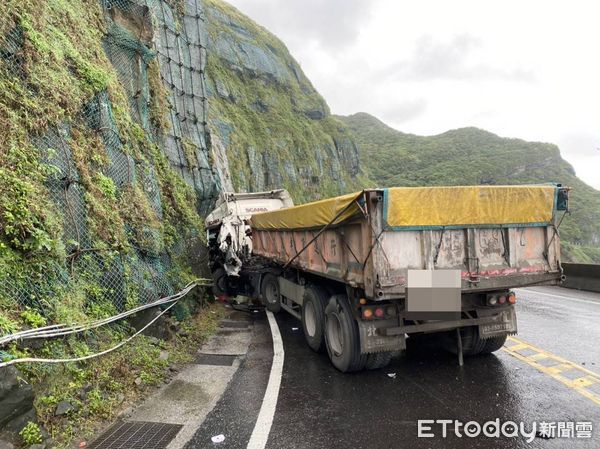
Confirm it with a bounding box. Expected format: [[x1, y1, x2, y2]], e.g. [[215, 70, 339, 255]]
[[104, 0, 218, 213], [0, 0, 221, 319]]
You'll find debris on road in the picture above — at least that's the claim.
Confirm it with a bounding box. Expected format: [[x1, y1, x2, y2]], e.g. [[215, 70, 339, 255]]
[[211, 434, 225, 443]]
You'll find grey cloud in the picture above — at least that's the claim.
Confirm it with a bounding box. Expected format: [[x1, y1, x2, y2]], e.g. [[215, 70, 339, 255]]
[[381, 34, 536, 82], [227, 0, 376, 50], [559, 133, 600, 157], [380, 98, 428, 124]]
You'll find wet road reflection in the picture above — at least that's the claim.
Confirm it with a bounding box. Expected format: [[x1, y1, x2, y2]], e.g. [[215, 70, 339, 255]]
[[267, 311, 599, 449]]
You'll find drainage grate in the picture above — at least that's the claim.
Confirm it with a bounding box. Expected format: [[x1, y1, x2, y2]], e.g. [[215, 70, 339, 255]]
[[195, 353, 237, 366], [90, 421, 182, 449]]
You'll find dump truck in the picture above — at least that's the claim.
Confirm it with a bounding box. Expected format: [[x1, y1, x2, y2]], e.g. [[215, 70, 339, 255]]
[[206, 185, 570, 372]]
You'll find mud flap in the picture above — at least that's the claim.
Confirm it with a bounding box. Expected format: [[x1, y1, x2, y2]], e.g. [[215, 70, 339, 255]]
[[357, 319, 406, 354], [478, 306, 518, 339]]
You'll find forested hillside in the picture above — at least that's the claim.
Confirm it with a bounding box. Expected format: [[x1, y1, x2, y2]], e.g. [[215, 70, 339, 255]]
[[339, 112, 600, 263]]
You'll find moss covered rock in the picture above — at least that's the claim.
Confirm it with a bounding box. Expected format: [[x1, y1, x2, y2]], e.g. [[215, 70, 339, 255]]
[[204, 0, 366, 202]]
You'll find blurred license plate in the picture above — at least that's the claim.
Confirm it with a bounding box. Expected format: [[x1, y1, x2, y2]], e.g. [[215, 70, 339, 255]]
[[479, 308, 517, 338]]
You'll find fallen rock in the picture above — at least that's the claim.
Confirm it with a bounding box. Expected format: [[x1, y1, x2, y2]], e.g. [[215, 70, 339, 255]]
[[215, 79, 230, 99], [0, 366, 35, 428], [158, 350, 169, 361], [54, 400, 75, 417], [0, 439, 14, 449], [304, 109, 325, 120], [134, 377, 143, 386], [147, 336, 160, 346], [3, 409, 36, 434]]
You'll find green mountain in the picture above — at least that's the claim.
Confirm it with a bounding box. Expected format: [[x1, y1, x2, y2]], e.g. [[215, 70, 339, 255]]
[[338, 112, 600, 263]]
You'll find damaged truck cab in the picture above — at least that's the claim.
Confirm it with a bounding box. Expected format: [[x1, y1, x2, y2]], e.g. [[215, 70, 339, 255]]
[[206, 185, 569, 372], [205, 190, 293, 295]]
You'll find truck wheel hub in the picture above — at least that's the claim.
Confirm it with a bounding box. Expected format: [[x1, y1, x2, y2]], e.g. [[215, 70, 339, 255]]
[[304, 301, 317, 336], [327, 313, 344, 356]]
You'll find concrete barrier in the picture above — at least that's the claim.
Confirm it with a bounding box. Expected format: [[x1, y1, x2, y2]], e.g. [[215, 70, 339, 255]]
[[562, 263, 600, 293]]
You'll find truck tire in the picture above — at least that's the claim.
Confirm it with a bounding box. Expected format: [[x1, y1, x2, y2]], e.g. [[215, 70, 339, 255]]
[[301, 285, 329, 353], [261, 274, 281, 313], [324, 295, 367, 372], [480, 334, 507, 354], [443, 326, 487, 356], [212, 268, 228, 298], [365, 351, 393, 370]]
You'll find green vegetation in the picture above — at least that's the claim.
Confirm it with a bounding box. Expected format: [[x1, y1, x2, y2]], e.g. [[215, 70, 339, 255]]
[[20, 307, 47, 328], [561, 242, 600, 264], [0, 1, 218, 446], [0, 0, 205, 316], [339, 112, 600, 262], [16, 300, 225, 448], [19, 421, 43, 445], [0, 313, 19, 334]]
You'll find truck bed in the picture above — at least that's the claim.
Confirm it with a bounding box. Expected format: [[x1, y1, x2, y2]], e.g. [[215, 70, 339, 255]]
[[250, 186, 566, 300]]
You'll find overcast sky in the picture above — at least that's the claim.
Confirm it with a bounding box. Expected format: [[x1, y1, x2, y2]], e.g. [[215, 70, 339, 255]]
[[226, 0, 600, 189]]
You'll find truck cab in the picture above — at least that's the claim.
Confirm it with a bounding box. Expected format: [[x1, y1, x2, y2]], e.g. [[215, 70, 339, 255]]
[[205, 190, 293, 296]]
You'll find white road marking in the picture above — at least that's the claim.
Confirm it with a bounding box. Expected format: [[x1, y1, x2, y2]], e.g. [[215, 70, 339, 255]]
[[519, 288, 600, 307], [246, 311, 284, 449]]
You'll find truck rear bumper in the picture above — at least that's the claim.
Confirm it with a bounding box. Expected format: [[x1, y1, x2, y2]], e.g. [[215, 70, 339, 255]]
[[380, 308, 517, 338], [378, 271, 562, 300]]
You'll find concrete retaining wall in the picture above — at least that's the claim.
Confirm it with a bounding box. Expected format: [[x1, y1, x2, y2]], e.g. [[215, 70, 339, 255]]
[[562, 263, 600, 293]]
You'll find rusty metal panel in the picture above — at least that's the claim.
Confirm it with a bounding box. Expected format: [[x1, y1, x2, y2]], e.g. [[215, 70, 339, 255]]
[[252, 224, 367, 286], [251, 188, 562, 300]]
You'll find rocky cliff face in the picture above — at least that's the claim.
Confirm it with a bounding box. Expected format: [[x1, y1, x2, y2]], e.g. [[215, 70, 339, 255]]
[[203, 0, 364, 202], [0, 0, 365, 334], [0, 0, 223, 325]]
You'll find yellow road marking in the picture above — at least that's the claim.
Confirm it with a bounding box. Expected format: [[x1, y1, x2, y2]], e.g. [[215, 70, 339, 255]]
[[528, 353, 550, 361], [502, 336, 600, 406]]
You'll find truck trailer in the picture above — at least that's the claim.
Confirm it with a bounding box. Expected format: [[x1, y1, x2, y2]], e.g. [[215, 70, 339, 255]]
[[206, 185, 569, 372]]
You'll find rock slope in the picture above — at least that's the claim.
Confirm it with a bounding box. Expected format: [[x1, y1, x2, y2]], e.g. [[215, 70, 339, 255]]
[[339, 112, 600, 262], [203, 0, 365, 202]]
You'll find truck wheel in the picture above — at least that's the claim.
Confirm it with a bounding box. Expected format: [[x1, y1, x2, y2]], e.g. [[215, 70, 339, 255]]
[[261, 274, 281, 313], [324, 295, 367, 372], [480, 334, 508, 354], [301, 285, 329, 353], [443, 326, 487, 356], [212, 268, 228, 297], [365, 351, 393, 370]]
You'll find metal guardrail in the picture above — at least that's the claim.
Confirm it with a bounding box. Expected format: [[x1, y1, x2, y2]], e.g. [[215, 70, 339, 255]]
[[562, 263, 600, 293]]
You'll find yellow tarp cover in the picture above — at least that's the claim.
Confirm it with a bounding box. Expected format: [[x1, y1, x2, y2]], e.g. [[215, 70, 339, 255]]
[[250, 191, 363, 230], [385, 185, 556, 228]]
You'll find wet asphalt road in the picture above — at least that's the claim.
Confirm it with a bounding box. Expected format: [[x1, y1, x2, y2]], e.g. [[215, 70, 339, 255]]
[[513, 287, 600, 370], [188, 287, 600, 448]]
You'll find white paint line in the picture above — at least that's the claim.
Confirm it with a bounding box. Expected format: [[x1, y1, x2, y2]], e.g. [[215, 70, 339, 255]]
[[246, 311, 284, 449], [519, 288, 600, 307]]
